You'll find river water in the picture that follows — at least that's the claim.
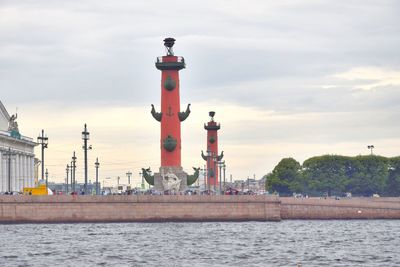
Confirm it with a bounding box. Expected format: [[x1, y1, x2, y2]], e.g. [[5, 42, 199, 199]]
[[0, 220, 399, 266]]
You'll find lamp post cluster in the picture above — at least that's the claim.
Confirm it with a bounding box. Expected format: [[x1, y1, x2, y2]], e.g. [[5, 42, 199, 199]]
[[37, 122, 230, 196], [63, 124, 101, 195], [218, 160, 226, 193], [204, 149, 227, 195]]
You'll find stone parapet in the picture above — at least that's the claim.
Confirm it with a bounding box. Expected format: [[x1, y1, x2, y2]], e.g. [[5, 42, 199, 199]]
[[0, 195, 281, 223], [1, 196, 399, 223], [280, 197, 400, 219]]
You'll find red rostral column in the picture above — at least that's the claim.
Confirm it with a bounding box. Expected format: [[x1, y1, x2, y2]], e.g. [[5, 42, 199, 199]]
[[202, 112, 224, 186], [151, 38, 191, 168]]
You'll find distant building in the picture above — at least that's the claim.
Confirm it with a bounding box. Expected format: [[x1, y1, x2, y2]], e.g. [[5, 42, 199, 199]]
[[0, 101, 37, 192], [48, 182, 100, 195], [232, 177, 265, 192]]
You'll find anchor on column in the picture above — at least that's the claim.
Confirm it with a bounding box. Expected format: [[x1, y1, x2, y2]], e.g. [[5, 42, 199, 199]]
[[166, 106, 174, 117]]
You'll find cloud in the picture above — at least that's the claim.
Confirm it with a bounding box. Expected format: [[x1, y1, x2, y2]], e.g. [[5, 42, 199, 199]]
[[332, 67, 400, 90]]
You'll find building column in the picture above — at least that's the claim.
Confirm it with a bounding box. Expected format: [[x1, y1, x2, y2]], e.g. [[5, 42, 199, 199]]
[[19, 154, 23, 191], [3, 154, 8, 192], [21, 154, 26, 190], [18, 154, 22, 191], [6, 154, 10, 192], [20, 154, 23, 190], [13, 154, 18, 192], [27, 156, 31, 187], [10, 154, 14, 192], [24, 155, 29, 187], [30, 156, 35, 187], [25, 155, 28, 188], [0, 151, 3, 192]]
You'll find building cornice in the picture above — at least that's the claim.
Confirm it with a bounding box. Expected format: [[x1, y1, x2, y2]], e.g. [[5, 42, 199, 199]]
[[0, 100, 11, 121], [0, 131, 37, 147]]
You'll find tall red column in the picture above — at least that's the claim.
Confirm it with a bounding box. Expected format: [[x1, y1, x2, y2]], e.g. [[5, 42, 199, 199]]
[[202, 112, 223, 186], [143, 38, 199, 191], [152, 38, 190, 168]]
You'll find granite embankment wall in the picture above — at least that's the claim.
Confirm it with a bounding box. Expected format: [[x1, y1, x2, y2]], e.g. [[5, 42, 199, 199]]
[[0, 195, 281, 223], [1, 196, 399, 223], [280, 197, 400, 219]]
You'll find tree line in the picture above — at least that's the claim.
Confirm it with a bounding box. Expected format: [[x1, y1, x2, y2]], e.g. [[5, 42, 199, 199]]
[[265, 155, 400, 197]]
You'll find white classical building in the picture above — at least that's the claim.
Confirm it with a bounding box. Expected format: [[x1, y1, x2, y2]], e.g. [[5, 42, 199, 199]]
[[0, 101, 37, 192]]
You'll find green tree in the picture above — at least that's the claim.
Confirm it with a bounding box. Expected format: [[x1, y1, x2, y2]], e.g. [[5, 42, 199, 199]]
[[386, 157, 400, 196], [347, 155, 389, 196], [266, 158, 302, 196], [302, 155, 351, 196], [265, 154, 399, 197]]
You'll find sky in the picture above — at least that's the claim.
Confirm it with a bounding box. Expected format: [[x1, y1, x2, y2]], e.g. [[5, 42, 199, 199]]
[[1, 0, 399, 186]]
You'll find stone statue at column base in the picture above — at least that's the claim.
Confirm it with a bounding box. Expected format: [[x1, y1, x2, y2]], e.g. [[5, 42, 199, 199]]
[[154, 166, 188, 192], [141, 166, 200, 192]]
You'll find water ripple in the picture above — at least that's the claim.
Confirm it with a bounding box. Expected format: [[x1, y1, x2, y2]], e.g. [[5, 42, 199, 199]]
[[0, 220, 399, 266]]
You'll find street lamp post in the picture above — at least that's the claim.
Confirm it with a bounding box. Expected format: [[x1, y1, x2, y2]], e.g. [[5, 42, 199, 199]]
[[206, 149, 211, 192], [45, 169, 49, 188], [126, 171, 132, 185], [223, 161, 226, 192], [139, 172, 144, 189], [95, 158, 100, 195], [213, 153, 217, 194], [37, 129, 48, 182], [66, 164, 70, 194], [72, 152, 77, 193], [368, 145, 374, 155], [82, 124, 90, 195], [203, 165, 207, 192], [70, 161, 73, 194], [218, 161, 223, 194]]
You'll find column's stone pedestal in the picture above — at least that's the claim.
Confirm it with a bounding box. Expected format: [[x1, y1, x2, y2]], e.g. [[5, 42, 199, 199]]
[[153, 166, 188, 192]]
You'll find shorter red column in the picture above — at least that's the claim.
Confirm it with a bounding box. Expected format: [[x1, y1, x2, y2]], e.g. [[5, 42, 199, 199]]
[[202, 112, 224, 188]]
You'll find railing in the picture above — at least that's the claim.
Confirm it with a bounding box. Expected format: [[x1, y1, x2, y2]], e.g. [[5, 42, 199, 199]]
[[156, 56, 185, 63]]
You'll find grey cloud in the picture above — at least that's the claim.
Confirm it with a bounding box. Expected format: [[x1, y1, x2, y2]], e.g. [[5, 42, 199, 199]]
[[1, 1, 399, 113]]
